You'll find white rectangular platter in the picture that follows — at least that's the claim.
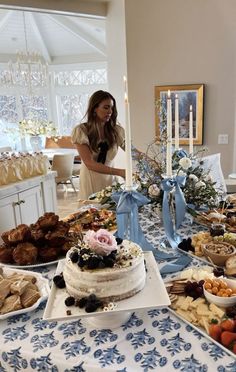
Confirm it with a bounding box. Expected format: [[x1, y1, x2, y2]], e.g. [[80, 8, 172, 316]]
[[43, 251, 171, 322]]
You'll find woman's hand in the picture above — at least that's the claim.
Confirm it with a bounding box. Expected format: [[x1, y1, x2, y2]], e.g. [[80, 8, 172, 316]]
[[116, 169, 126, 179]]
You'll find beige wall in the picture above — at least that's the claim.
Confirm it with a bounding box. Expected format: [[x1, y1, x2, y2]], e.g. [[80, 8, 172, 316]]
[[125, 0, 236, 176]]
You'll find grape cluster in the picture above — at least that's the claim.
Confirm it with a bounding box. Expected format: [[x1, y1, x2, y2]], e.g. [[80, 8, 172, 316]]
[[226, 305, 236, 318], [178, 238, 195, 253], [213, 267, 225, 277], [184, 280, 205, 299]]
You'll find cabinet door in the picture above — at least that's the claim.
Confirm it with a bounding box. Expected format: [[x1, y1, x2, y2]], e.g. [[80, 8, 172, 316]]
[[19, 186, 44, 225], [0, 194, 21, 237], [41, 178, 58, 213]]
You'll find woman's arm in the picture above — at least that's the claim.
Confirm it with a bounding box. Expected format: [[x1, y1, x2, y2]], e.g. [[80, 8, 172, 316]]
[[75, 143, 125, 178]]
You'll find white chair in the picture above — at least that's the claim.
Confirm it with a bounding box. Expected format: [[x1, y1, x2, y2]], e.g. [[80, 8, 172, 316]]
[[0, 146, 12, 152], [51, 153, 77, 193], [202, 153, 227, 194]]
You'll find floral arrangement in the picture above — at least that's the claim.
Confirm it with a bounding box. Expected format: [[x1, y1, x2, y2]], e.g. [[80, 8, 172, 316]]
[[18, 119, 57, 136], [89, 183, 122, 208], [134, 145, 221, 210]]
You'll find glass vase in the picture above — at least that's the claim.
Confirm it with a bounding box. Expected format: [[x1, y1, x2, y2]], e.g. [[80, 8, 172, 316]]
[[30, 136, 43, 152]]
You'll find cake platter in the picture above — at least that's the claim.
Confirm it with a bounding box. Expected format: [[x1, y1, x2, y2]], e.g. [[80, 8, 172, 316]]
[[43, 251, 171, 328]]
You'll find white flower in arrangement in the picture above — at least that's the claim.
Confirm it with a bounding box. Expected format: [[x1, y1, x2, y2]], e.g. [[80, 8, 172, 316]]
[[148, 184, 160, 197], [189, 174, 198, 182], [18, 119, 57, 136], [178, 170, 186, 177], [179, 157, 192, 170], [195, 181, 206, 189], [205, 174, 213, 182]]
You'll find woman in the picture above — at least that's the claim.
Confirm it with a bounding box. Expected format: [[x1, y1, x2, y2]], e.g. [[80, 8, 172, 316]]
[[71, 90, 126, 200]]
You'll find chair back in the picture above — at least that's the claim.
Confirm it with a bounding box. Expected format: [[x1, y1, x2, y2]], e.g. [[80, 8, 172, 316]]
[[45, 136, 81, 162], [51, 153, 74, 183]]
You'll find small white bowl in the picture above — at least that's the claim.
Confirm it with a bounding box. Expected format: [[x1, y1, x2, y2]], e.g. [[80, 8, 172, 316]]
[[203, 277, 236, 308]]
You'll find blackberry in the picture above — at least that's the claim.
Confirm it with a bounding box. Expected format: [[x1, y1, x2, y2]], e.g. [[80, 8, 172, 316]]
[[56, 278, 66, 289], [77, 297, 87, 308], [80, 248, 90, 255], [70, 251, 79, 263], [98, 260, 106, 269], [116, 237, 123, 245], [65, 296, 75, 306], [107, 250, 117, 260], [78, 257, 85, 268], [87, 294, 97, 302], [53, 275, 66, 288], [53, 275, 63, 285], [85, 302, 99, 313], [104, 257, 115, 268], [87, 256, 100, 269]]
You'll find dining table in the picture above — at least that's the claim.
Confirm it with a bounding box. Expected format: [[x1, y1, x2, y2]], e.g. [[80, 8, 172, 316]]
[[0, 204, 236, 372]]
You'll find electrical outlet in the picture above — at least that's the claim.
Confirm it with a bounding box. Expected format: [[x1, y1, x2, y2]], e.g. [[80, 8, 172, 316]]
[[218, 134, 228, 144]]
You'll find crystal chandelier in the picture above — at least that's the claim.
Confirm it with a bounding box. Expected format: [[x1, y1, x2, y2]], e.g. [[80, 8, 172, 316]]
[[5, 11, 49, 95]]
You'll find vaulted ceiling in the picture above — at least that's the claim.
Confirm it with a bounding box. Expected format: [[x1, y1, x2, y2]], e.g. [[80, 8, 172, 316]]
[[0, 8, 106, 65]]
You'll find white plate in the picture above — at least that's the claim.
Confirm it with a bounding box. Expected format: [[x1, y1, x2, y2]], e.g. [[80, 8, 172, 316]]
[[3, 258, 61, 269], [43, 251, 171, 322], [0, 266, 50, 320]]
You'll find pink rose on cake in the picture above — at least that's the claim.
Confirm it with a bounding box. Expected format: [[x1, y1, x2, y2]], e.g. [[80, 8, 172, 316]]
[[84, 229, 117, 256]]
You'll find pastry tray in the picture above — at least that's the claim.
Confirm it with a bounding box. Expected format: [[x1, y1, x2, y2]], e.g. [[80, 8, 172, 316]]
[[0, 266, 50, 320], [43, 251, 171, 322]]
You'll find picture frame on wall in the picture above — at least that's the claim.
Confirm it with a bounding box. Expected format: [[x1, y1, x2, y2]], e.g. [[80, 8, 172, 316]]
[[155, 84, 204, 145]]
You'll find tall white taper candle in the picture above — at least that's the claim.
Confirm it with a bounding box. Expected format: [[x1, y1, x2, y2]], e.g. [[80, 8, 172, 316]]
[[175, 94, 179, 150], [124, 91, 133, 189], [189, 105, 193, 154], [166, 90, 172, 176]]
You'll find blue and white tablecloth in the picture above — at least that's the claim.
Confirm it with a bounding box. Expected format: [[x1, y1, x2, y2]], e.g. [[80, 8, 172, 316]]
[[1, 205, 236, 372]]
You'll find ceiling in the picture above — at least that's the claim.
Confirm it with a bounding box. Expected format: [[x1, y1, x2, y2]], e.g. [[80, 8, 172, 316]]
[[0, 8, 106, 65]]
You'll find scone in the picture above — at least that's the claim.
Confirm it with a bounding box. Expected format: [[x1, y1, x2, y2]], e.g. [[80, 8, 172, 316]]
[[13, 242, 38, 265]]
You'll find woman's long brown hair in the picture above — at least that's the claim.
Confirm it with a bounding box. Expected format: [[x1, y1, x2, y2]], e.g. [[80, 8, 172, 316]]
[[83, 90, 119, 152]]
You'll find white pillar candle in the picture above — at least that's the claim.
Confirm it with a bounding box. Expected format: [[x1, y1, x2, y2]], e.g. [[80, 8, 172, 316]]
[[166, 90, 172, 177], [124, 91, 133, 189], [175, 94, 179, 150], [189, 105, 193, 154]]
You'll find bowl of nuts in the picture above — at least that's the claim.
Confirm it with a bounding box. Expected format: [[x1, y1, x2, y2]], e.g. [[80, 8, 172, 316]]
[[203, 277, 236, 307], [201, 242, 236, 266]]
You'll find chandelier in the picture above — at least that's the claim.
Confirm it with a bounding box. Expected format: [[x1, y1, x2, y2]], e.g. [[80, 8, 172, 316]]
[[4, 11, 49, 95]]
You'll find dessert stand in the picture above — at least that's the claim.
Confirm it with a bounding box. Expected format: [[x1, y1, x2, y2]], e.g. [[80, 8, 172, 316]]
[[43, 251, 171, 329]]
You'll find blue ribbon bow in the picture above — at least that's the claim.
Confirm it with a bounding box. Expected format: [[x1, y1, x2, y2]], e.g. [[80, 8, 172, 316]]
[[161, 175, 186, 248], [112, 190, 153, 251]]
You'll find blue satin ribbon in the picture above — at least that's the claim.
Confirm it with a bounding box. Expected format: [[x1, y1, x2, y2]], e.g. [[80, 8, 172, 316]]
[[112, 190, 153, 251], [161, 175, 186, 248], [175, 149, 188, 159]]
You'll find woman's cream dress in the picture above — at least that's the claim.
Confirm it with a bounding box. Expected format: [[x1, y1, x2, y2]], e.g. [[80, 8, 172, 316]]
[[71, 123, 125, 200]]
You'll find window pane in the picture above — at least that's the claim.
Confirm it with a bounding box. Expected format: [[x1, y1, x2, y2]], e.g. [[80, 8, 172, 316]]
[[55, 68, 107, 86], [60, 93, 89, 135], [20, 95, 48, 120]]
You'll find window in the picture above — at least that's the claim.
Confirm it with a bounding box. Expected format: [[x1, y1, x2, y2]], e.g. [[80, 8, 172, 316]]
[[0, 63, 108, 149]]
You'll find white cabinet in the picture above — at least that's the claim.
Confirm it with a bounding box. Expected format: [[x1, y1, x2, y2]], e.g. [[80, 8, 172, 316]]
[[0, 185, 43, 231], [0, 172, 57, 240], [0, 194, 20, 232], [18, 186, 44, 225], [41, 177, 57, 214]]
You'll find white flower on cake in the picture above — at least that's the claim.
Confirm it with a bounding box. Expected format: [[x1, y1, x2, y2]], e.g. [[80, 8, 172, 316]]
[[179, 157, 192, 170], [148, 184, 160, 197], [84, 229, 117, 256]]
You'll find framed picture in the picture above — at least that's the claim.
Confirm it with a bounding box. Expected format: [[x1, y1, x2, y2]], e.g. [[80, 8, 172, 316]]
[[155, 84, 204, 145]]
